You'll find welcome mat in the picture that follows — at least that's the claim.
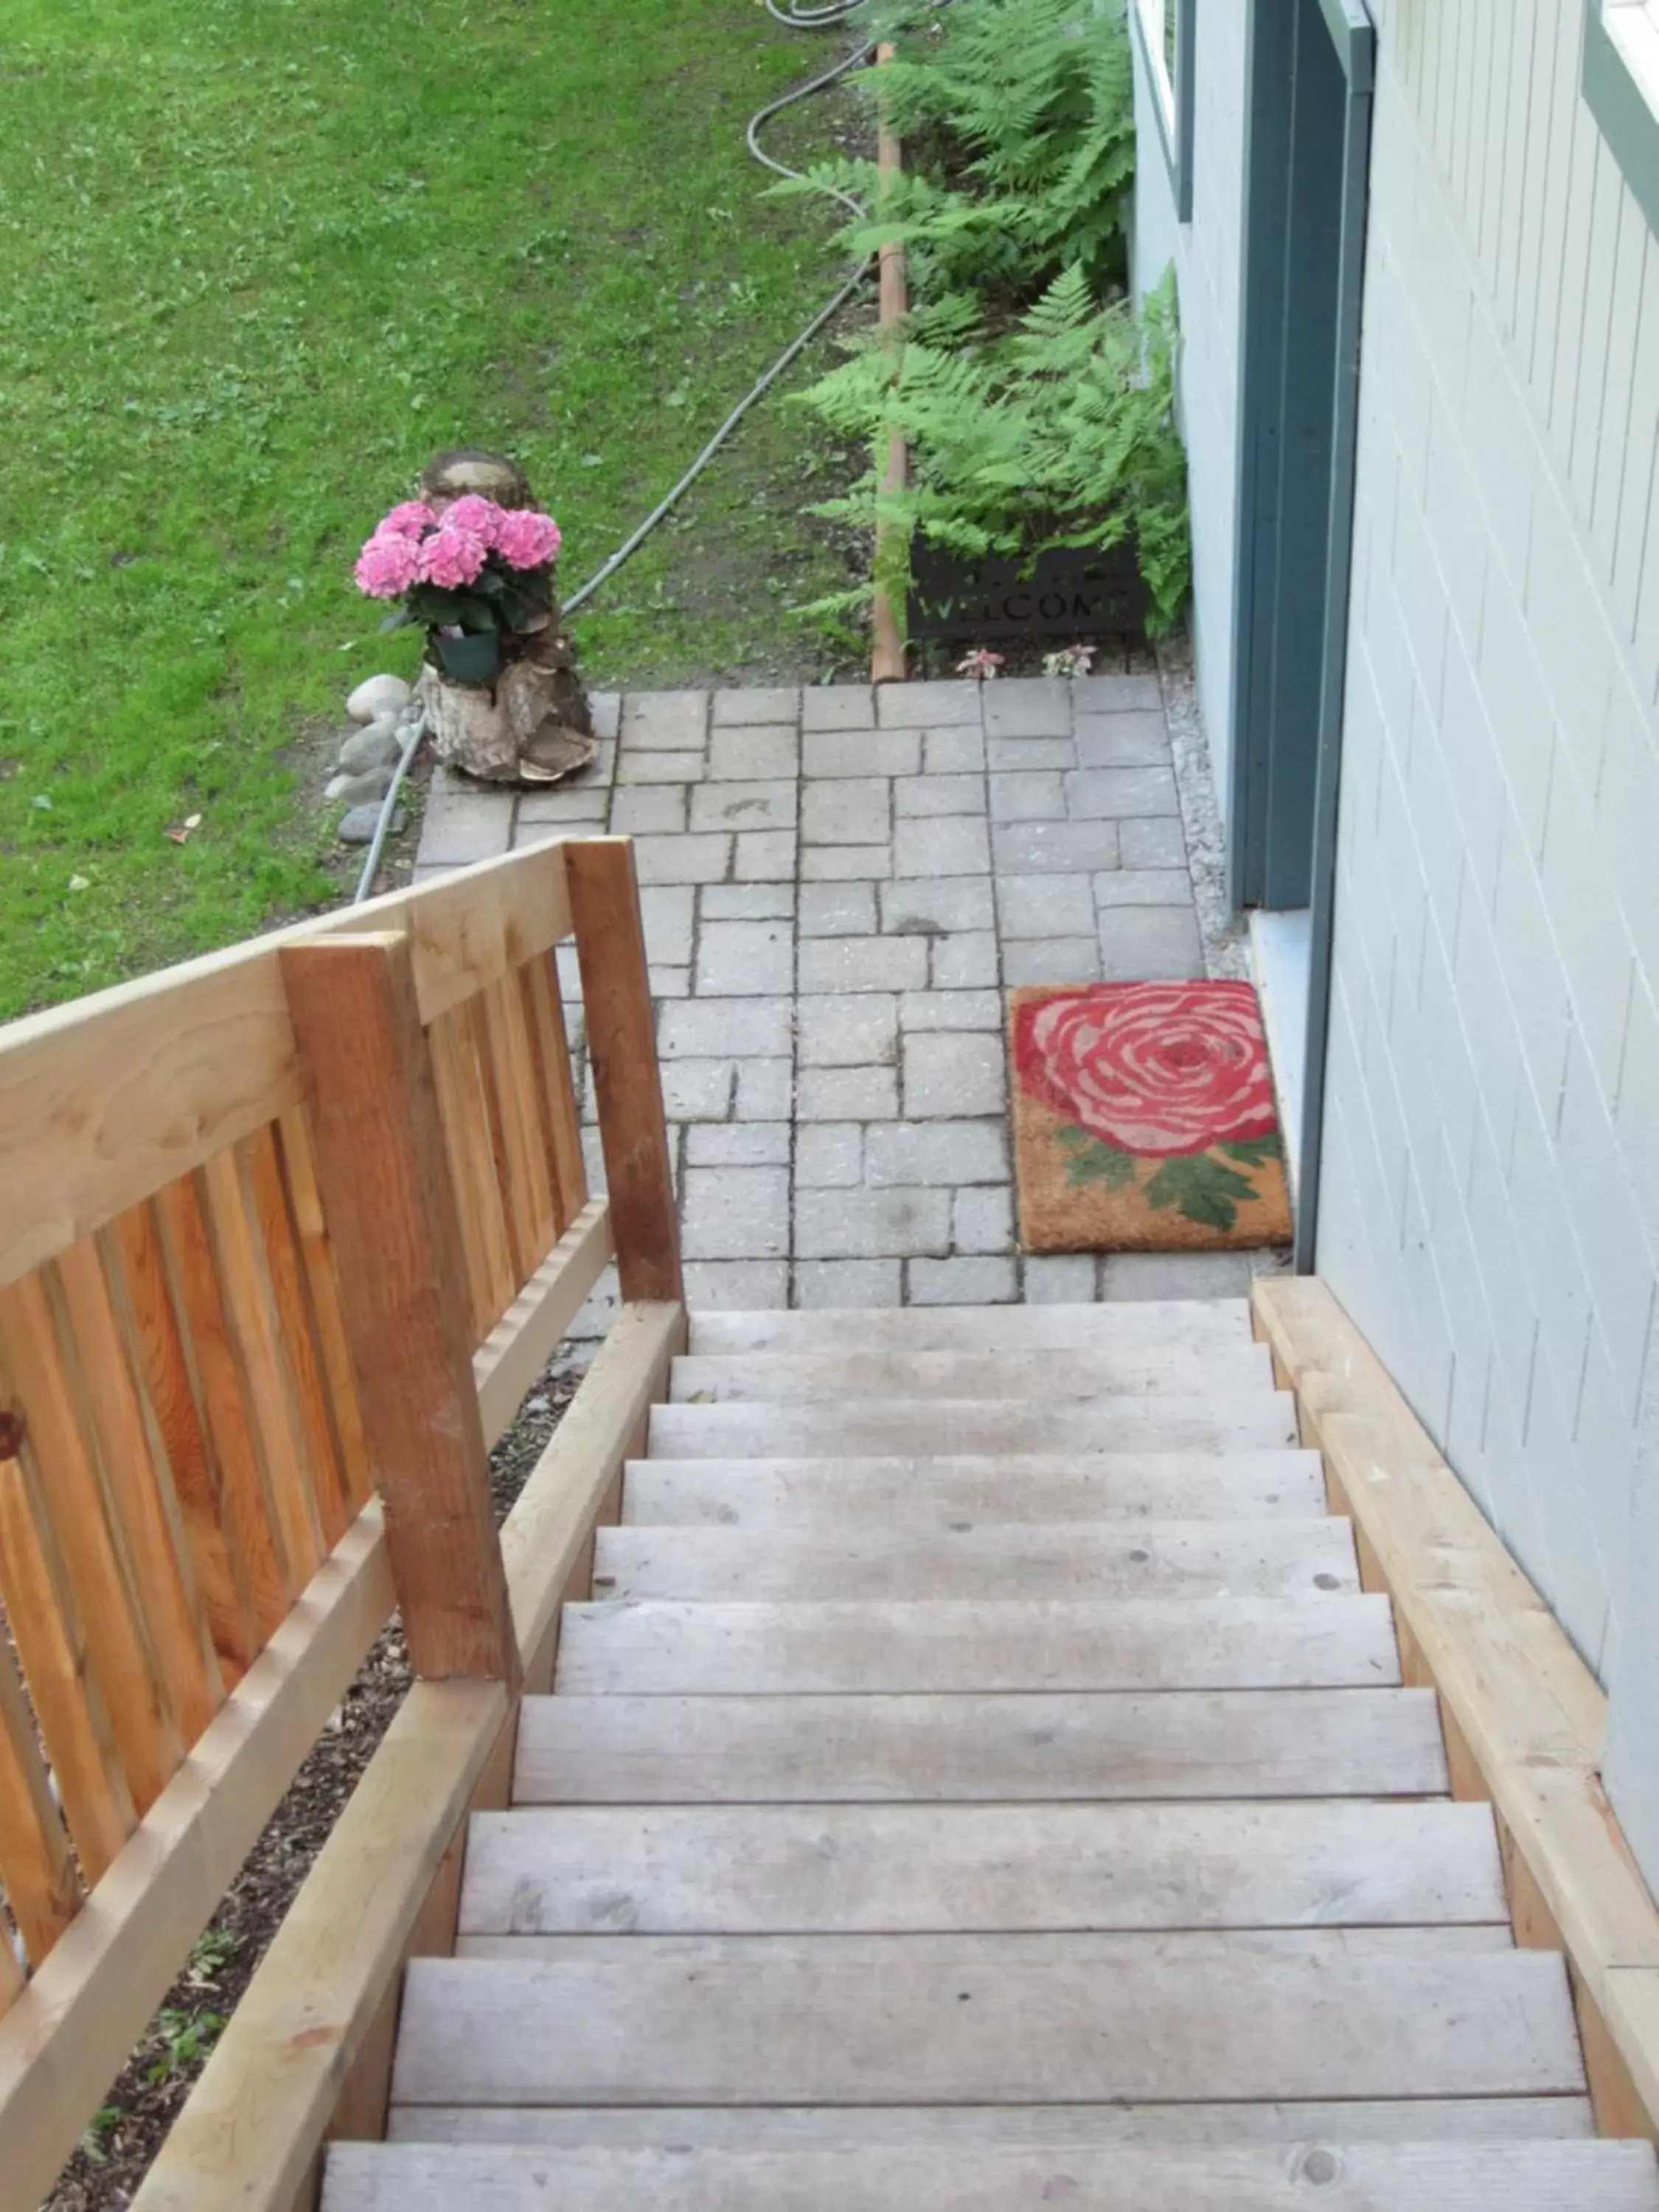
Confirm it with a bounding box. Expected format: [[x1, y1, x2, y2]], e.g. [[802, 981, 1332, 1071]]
[[1011, 981, 1292, 1252]]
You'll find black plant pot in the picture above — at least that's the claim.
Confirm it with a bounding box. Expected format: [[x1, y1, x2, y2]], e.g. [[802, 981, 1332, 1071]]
[[908, 538, 1150, 647], [434, 630, 504, 686]]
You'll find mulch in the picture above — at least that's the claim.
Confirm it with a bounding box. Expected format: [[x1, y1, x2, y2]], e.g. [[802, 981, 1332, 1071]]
[[44, 1360, 582, 2212]]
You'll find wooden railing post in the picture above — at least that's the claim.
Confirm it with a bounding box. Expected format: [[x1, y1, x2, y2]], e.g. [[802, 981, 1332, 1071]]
[[278, 933, 518, 1688], [565, 838, 684, 1304]]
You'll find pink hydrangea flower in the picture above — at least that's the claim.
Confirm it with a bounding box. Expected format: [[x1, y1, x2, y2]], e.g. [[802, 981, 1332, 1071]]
[[354, 528, 424, 598], [378, 500, 437, 540], [495, 507, 563, 572], [420, 526, 488, 591], [441, 494, 504, 546]]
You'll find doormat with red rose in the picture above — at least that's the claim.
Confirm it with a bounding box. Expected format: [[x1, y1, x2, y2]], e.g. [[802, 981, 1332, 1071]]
[[1010, 981, 1292, 1252]]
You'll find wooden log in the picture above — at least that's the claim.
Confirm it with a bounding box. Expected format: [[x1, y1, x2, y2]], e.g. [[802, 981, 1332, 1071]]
[[279, 933, 518, 1688], [565, 842, 682, 1303]]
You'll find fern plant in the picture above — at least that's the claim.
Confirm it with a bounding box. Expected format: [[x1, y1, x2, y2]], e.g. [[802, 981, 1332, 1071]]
[[800, 266, 1191, 633]]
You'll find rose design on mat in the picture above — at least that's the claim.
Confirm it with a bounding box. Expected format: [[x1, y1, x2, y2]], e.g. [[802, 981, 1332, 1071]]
[[1017, 981, 1276, 1157]]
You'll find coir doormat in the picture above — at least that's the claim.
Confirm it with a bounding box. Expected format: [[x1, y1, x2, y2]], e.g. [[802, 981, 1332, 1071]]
[[1011, 981, 1292, 1251]]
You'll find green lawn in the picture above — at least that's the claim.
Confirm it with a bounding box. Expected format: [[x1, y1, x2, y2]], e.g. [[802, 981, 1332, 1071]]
[[0, 0, 860, 1017]]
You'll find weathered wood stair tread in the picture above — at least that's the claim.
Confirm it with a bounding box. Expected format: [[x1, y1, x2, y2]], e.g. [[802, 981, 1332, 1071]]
[[553, 1596, 1399, 1695], [327, 2138, 1659, 2210], [513, 1687, 1453, 1801], [649, 1397, 1301, 1458], [669, 1346, 1276, 1402], [453, 1926, 1523, 1963], [383, 2097, 1601, 2146], [389, 1950, 1585, 2104], [688, 1303, 1254, 1354], [624, 1450, 1329, 1526], [590, 1518, 1360, 1600], [459, 1798, 1506, 1935]]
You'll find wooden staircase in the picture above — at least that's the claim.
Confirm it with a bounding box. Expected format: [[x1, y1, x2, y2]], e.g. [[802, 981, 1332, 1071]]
[[324, 1299, 1659, 2211]]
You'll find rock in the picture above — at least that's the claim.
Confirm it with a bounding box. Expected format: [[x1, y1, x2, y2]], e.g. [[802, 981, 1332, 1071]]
[[337, 717, 403, 773], [347, 673, 411, 724], [326, 765, 395, 805], [338, 803, 407, 846]]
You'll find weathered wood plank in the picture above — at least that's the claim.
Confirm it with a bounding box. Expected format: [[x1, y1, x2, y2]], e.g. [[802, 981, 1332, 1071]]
[[390, 1949, 1585, 2104], [688, 1303, 1253, 1356], [1252, 1276, 1659, 2129], [281, 933, 517, 1686], [622, 1451, 1328, 1527], [383, 2096, 1599, 2147], [565, 841, 681, 1304], [553, 1596, 1401, 1697], [589, 1518, 1360, 1602], [459, 1799, 1506, 1935], [669, 1346, 1276, 1403], [514, 1686, 1450, 1804], [647, 1398, 1300, 1460], [519, 951, 586, 1236], [327, 2138, 1659, 2211]]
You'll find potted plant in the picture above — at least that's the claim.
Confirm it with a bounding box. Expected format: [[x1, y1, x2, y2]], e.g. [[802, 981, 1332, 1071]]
[[351, 453, 593, 782]]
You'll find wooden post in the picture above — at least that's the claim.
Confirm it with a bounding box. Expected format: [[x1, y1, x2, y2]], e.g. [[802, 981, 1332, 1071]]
[[563, 840, 684, 1304], [278, 934, 518, 1688]]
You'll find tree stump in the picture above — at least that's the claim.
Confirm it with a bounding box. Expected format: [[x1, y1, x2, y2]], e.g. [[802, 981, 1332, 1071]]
[[416, 449, 596, 787]]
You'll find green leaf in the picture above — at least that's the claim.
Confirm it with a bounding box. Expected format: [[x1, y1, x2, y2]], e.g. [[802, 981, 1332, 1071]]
[[1222, 1133, 1282, 1168], [1142, 1153, 1259, 1233], [1057, 1127, 1138, 1189]]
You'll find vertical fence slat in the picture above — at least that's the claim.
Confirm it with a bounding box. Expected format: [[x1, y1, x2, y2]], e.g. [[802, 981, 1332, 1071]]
[[279, 932, 520, 1685], [153, 1175, 293, 1643], [54, 1238, 222, 1749], [0, 1274, 180, 1815], [107, 1200, 262, 1686], [0, 1361, 134, 1879], [427, 1007, 510, 1340], [520, 951, 587, 1237], [479, 977, 557, 1282], [244, 1126, 352, 1552], [276, 1108, 374, 1512], [566, 839, 683, 1303], [201, 1147, 322, 1599], [0, 1916, 22, 2014], [0, 1626, 80, 1968]]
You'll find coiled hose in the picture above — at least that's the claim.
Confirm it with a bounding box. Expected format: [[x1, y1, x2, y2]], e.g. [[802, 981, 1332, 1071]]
[[355, 0, 877, 900]]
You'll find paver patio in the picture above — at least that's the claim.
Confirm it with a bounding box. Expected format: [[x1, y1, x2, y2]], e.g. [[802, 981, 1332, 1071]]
[[413, 675, 1278, 1318]]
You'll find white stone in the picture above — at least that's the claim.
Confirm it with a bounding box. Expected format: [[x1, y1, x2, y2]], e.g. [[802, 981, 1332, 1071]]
[[931, 932, 1000, 988], [899, 990, 1004, 1032], [695, 919, 793, 996], [796, 1065, 899, 1120], [338, 717, 403, 773], [799, 935, 928, 994], [797, 993, 899, 1068], [734, 1058, 794, 1119], [1004, 938, 1102, 984], [801, 846, 893, 881], [879, 878, 996, 934], [894, 815, 992, 877], [802, 779, 891, 844], [998, 872, 1096, 938], [680, 1166, 790, 1260], [347, 673, 411, 723], [684, 1123, 791, 1166], [865, 1120, 1009, 1186], [796, 1123, 864, 1187], [690, 780, 796, 834], [701, 883, 796, 919], [709, 725, 800, 779], [734, 831, 798, 881], [799, 883, 879, 936], [953, 1183, 1015, 1253], [908, 1254, 1018, 1304], [1023, 1253, 1101, 1303], [795, 1186, 951, 1258], [658, 997, 793, 1059], [902, 1030, 1006, 1117], [682, 1262, 790, 1310], [793, 1258, 901, 1305], [894, 775, 987, 817], [611, 785, 688, 835]]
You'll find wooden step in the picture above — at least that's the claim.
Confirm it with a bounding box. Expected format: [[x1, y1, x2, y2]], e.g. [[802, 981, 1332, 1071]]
[[389, 1949, 1585, 2105], [514, 1688, 1451, 1803], [591, 1519, 1359, 1602], [457, 1800, 1505, 1937], [327, 2138, 1659, 2211], [552, 1596, 1400, 1696], [384, 2096, 1601, 2146], [669, 1346, 1276, 1404], [624, 1451, 1327, 1527], [688, 1303, 1253, 1356], [455, 1927, 1523, 1964], [648, 1398, 1300, 1461]]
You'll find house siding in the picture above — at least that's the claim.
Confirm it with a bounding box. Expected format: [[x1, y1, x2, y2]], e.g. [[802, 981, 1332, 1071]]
[[1130, 0, 1248, 830], [1310, 0, 1659, 1886]]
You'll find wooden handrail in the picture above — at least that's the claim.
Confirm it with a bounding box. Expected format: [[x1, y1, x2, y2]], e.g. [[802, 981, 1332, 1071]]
[[0, 832, 683, 2210]]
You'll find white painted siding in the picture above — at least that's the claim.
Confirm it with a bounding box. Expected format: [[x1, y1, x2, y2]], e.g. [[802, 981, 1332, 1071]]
[[1312, 0, 1659, 1886], [1130, 0, 1248, 830]]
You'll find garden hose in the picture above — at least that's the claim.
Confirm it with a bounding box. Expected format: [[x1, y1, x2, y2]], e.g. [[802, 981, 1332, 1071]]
[[355, 1, 877, 901]]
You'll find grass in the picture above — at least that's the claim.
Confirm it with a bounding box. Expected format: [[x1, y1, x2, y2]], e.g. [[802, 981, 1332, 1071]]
[[0, 0, 866, 1017]]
